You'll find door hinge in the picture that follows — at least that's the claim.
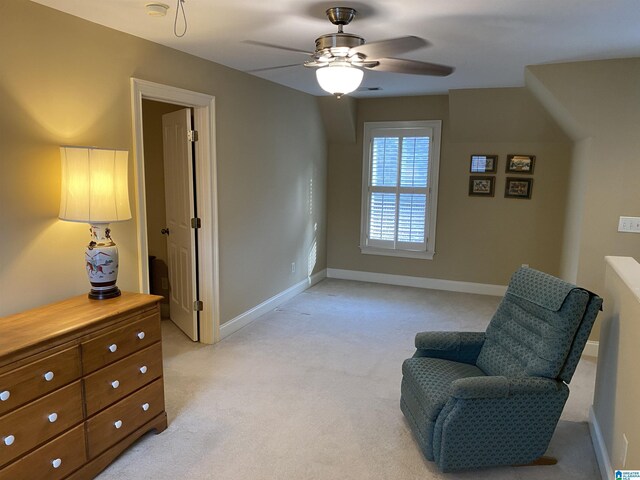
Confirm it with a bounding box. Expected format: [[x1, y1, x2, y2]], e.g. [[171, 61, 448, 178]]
[[193, 300, 203, 312], [188, 130, 199, 142], [191, 217, 201, 229]]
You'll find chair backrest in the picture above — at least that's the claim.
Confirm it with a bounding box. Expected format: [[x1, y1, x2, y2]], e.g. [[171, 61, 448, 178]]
[[558, 293, 602, 382], [476, 267, 598, 381]]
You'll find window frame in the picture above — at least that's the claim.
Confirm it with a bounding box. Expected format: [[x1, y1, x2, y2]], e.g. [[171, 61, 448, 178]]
[[359, 120, 442, 260]]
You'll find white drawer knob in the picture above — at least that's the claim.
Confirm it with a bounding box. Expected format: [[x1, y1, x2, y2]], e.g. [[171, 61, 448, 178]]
[[0, 391, 9, 402], [43, 371, 54, 382], [139, 365, 148, 374], [137, 331, 146, 340], [111, 380, 120, 389], [52, 458, 62, 469], [114, 420, 123, 429], [48, 413, 58, 423], [4, 435, 15, 446], [108, 344, 118, 353], [142, 403, 150, 411]]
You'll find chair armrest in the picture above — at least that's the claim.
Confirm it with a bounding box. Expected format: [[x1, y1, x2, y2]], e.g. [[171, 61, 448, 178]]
[[413, 331, 485, 365], [450, 376, 563, 400]]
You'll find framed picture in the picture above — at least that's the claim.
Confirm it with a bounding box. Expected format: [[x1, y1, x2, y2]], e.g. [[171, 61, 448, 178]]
[[470, 155, 498, 173], [506, 154, 535, 174], [469, 176, 495, 197], [505, 177, 533, 199]]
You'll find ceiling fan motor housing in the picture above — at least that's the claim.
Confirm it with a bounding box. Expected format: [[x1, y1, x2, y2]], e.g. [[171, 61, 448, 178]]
[[315, 33, 364, 57]]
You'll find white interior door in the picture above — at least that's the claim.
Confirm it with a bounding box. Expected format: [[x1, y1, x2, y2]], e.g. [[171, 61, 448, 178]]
[[162, 109, 198, 341]]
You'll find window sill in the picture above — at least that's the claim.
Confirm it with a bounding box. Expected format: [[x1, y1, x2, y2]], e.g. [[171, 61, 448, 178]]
[[359, 246, 435, 260]]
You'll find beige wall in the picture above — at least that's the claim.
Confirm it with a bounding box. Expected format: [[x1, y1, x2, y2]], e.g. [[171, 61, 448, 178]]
[[0, 1, 327, 326], [527, 58, 640, 339], [326, 88, 572, 286], [594, 257, 640, 470]]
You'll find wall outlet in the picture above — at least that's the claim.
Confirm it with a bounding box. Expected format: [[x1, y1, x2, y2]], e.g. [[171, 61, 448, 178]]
[[618, 216, 640, 233], [291, 262, 296, 273], [522, 263, 529, 268], [621, 433, 629, 468], [161, 277, 169, 290]]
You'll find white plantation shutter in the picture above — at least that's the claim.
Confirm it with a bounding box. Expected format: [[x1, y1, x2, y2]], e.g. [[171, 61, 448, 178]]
[[361, 121, 442, 258], [368, 192, 397, 246], [371, 137, 399, 187], [397, 193, 426, 245]]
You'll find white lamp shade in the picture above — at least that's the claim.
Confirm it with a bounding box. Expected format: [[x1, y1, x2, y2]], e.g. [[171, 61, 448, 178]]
[[59, 146, 132, 223], [316, 64, 364, 96]]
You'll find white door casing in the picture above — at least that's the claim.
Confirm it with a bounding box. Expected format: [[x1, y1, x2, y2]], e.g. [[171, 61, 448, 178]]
[[162, 109, 198, 341], [131, 78, 219, 345]]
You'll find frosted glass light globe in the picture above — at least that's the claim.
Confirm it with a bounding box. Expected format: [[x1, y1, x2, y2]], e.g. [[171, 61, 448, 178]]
[[316, 64, 364, 97]]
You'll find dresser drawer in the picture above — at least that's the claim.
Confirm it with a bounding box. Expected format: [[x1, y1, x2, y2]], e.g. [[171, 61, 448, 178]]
[[86, 379, 164, 458], [85, 342, 163, 416], [0, 381, 83, 468], [0, 424, 86, 480], [0, 347, 80, 416], [82, 313, 160, 374]]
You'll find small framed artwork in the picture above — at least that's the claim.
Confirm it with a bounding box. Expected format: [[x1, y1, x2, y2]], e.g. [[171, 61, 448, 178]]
[[505, 177, 533, 199], [506, 154, 535, 174], [469, 176, 495, 197], [470, 155, 498, 173]]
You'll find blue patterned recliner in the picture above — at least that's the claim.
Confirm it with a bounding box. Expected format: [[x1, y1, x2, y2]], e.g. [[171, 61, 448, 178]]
[[400, 267, 602, 472]]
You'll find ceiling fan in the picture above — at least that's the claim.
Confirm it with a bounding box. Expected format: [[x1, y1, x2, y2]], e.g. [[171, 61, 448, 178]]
[[247, 6, 454, 97]]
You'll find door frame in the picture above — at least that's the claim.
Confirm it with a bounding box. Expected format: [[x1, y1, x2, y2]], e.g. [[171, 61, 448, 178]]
[[130, 78, 220, 344]]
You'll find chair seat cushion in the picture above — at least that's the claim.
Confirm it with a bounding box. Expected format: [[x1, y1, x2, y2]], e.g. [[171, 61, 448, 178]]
[[402, 357, 485, 420]]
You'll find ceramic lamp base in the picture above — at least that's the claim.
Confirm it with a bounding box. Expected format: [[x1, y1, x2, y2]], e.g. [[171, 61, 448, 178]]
[[86, 224, 121, 300]]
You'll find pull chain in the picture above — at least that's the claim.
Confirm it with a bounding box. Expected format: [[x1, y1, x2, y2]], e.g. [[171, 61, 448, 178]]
[[174, 0, 188, 38]]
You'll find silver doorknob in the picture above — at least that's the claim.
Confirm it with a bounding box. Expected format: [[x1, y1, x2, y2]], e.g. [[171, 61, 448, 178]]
[[161, 228, 170, 235]]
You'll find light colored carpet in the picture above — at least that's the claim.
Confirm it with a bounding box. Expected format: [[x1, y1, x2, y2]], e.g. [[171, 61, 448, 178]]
[[97, 279, 600, 480]]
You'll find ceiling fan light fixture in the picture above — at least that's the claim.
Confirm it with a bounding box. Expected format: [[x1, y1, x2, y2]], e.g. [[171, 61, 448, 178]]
[[316, 63, 364, 97]]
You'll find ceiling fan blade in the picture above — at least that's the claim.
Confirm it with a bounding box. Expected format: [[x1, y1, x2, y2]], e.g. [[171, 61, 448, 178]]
[[244, 40, 312, 56], [367, 58, 454, 77], [350, 36, 429, 60], [246, 64, 301, 73]]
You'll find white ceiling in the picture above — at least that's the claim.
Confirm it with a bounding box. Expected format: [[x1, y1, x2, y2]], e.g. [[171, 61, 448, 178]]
[[31, 0, 640, 97]]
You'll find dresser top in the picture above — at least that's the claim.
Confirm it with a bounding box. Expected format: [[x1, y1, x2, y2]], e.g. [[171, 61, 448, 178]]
[[0, 292, 162, 360]]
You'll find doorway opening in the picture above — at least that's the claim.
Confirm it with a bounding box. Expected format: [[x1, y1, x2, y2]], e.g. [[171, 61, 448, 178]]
[[131, 79, 220, 344], [142, 101, 200, 340]]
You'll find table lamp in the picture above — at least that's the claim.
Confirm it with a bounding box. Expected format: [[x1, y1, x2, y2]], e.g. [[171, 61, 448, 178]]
[[59, 146, 132, 299]]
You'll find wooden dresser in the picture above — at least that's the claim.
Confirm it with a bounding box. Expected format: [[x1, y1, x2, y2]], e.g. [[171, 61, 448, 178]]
[[0, 292, 167, 480]]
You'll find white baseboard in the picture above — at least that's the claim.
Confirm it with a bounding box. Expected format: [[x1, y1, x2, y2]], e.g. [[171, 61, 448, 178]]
[[589, 406, 613, 480], [220, 269, 327, 339], [326, 268, 507, 297], [583, 340, 599, 358]]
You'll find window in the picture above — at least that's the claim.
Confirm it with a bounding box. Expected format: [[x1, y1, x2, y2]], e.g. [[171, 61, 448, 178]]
[[360, 120, 442, 259]]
